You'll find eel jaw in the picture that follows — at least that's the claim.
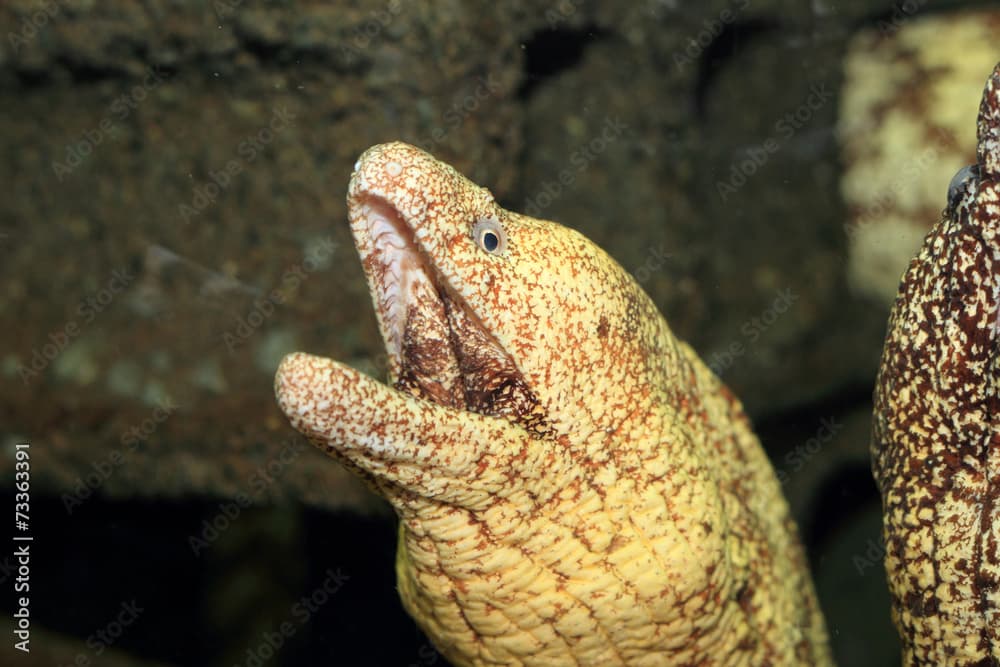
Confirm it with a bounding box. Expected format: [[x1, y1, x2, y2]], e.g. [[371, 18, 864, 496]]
[[274, 142, 551, 508], [347, 145, 550, 434], [351, 193, 465, 410]]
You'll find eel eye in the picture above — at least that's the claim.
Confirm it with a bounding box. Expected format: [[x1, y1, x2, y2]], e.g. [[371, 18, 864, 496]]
[[472, 218, 507, 255], [947, 163, 979, 211]]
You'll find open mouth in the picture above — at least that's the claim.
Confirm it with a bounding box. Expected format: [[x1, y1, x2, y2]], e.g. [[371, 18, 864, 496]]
[[348, 192, 549, 435], [355, 194, 464, 408]]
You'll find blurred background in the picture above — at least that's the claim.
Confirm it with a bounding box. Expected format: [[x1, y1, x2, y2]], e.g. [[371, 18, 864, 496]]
[[2, 1, 998, 665]]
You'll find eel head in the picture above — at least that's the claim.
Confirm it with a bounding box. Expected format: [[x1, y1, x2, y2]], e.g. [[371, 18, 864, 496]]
[[274, 142, 677, 514]]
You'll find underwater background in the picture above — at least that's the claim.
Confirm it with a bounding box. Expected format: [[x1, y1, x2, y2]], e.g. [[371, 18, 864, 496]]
[[2, 1, 998, 665]]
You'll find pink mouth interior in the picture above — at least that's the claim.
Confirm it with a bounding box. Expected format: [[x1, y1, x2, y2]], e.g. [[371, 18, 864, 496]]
[[351, 194, 549, 434]]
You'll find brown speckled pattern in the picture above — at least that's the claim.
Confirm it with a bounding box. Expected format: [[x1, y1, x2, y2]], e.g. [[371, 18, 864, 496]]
[[275, 142, 831, 666], [873, 62, 1000, 666]]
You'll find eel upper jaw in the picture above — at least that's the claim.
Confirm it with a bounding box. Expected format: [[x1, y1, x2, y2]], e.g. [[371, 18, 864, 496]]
[[350, 193, 461, 407]]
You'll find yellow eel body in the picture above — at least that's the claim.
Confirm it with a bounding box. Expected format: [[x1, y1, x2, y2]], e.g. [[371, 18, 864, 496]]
[[872, 63, 1000, 666], [274, 142, 831, 666]]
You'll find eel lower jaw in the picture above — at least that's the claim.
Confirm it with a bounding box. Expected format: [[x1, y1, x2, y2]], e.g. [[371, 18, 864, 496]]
[[274, 350, 535, 510]]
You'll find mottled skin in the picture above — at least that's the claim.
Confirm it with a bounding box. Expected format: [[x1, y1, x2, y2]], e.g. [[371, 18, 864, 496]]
[[873, 63, 1000, 666], [275, 142, 831, 665]]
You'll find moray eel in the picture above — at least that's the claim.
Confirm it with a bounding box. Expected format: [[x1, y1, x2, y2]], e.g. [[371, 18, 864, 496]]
[[872, 63, 1000, 665], [275, 142, 831, 665]]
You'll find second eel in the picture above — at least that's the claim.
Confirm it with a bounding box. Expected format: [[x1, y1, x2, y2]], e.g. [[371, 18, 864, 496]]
[[872, 62, 1000, 665], [275, 142, 832, 666]]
